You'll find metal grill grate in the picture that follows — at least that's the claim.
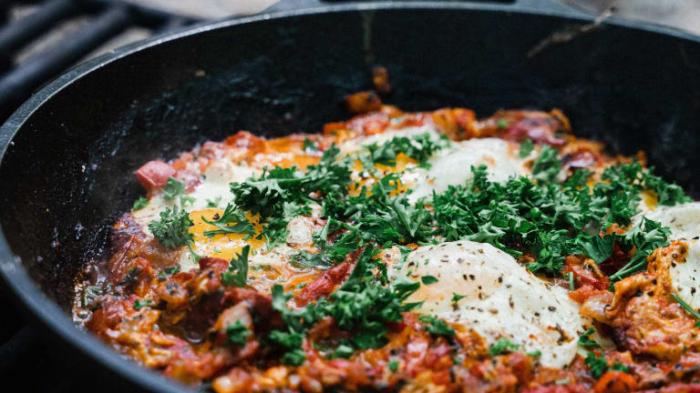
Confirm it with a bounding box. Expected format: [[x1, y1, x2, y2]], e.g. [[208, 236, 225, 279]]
[[0, 0, 201, 122]]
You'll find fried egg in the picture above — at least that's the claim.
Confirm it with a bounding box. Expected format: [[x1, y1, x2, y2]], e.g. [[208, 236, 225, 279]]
[[390, 240, 585, 368], [408, 137, 532, 202]]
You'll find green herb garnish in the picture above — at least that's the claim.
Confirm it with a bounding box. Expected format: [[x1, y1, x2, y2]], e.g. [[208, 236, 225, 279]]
[[132, 196, 148, 210], [226, 321, 250, 346], [421, 275, 438, 285], [519, 139, 534, 158], [148, 206, 193, 249], [202, 203, 254, 237], [578, 327, 601, 349], [221, 245, 250, 287], [489, 339, 520, 356], [419, 315, 455, 338]]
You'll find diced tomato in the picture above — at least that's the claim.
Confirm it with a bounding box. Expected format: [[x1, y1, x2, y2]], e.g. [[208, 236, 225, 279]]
[[295, 261, 352, 306], [135, 160, 175, 191]]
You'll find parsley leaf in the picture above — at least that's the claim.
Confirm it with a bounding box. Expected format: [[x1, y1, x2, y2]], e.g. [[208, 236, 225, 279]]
[[133, 299, 152, 310], [202, 203, 254, 237], [367, 133, 447, 168], [148, 206, 193, 249], [302, 137, 318, 151], [268, 330, 306, 366], [489, 338, 520, 356], [226, 321, 250, 346], [221, 245, 250, 287], [519, 139, 534, 158], [577, 235, 614, 264], [578, 327, 601, 349], [585, 351, 608, 379], [419, 315, 455, 337], [451, 293, 465, 303], [421, 275, 438, 285], [163, 177, 186, 201], [388, 359, 399, 372], [532, 146, 561, 183], [609, 218, 670, 282], [132, 196, 148, 210], [232, 147, 351, 220]]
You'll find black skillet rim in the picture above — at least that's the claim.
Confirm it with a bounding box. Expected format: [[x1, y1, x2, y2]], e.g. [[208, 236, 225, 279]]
[[2, 2, 700, 392]]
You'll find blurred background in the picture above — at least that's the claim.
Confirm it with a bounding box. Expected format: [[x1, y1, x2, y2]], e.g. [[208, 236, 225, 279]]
[[1, 0, 700, 392]]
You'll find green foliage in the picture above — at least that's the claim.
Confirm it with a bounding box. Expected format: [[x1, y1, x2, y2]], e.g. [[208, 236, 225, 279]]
[[489, 339, 520, 356], [419, 315, 455, 337], [532, 146, 562, 183], [367, 133, 447, 168], [202, 203, 254, 237], [221, 245, 250, 287], [132, 196, 148, 211], [585, 351, 609, 379], [226, 321, 250, 346], [578, 327, 601, 349], [148, 206, 193, 249]]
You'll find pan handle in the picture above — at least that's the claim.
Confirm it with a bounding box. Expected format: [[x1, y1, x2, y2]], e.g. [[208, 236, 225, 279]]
[[266, 0, 587, 17]]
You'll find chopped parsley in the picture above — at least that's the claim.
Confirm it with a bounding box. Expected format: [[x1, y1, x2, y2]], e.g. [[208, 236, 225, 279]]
[[132, 196, 148, 210], [133, 299, 152, 310], [567, 271, 575, 291], [578, 327, 601, 349], [226, 321, 250, 346], [331, 344, 354, 359], [293, 218, 361, 268], [221, 245, 250, 287], [202, 203, 254, 237], [302, 137, 319, 151], [231, 146, 351, 220], [148, 206, 193, 249], [367, 133, 447, 168], [451, 293, 466, 303], [519, 139, 534, 158], [489, 339, 520, 356], [584, 351, 629, 379], [157, 265, 180, 281], [268, 329, 306, 366], [163, 177, 186, 201], [419, 315, 455, 338], [267, 248, 420, 359], [608, 218, 670, 282], [672, 293, 700, 327], [532, 146, 562, 183], [421, 275, 438, 285], [206, 196, 222, 208], [388, 359, 399, 372], [577, 235, 614, 264], [585, 351, 609, 379]]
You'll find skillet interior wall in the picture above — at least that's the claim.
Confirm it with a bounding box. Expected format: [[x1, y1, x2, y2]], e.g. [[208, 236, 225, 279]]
[[0, 7, 699, 307]]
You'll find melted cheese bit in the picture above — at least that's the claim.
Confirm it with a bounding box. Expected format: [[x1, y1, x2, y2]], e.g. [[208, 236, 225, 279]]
[[638, 202, 700, 308], [409, 138, 530, 202], [391, 240, 584, 368]]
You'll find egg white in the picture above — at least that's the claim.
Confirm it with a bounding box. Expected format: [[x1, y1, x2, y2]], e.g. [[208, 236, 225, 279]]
[[390, 240, 585, 368]]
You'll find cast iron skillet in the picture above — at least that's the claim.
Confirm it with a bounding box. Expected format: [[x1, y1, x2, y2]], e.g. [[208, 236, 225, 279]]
[[1, 1, 700, 391]]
